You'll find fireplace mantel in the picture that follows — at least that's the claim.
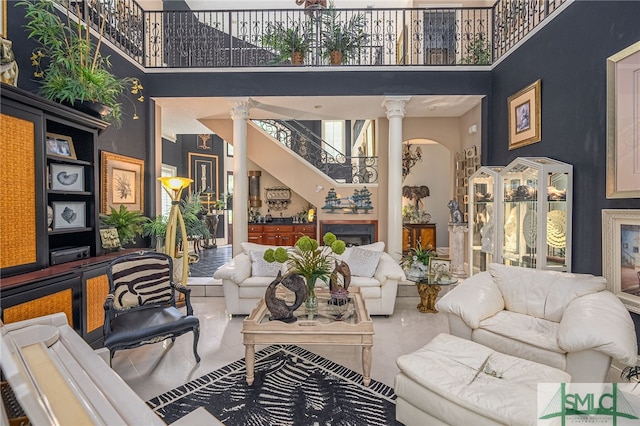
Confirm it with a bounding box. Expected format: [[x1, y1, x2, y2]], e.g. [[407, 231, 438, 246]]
[[320, 220, 378, 246]]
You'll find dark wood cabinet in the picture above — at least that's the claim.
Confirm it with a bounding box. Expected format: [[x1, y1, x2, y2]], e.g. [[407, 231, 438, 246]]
[[402, 223, 437, 253], [248, 223, 316, 245]]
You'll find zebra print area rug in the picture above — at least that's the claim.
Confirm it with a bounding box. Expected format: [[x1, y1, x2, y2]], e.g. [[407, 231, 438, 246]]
[[147, 345, 401, 426]]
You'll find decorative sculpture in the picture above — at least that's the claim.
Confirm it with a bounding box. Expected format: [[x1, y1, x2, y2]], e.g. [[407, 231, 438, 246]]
[[447, 199, 464, 224], [402, 185, 430, 210], [265, 272, 307, 323], [329, 260, 351, 293]]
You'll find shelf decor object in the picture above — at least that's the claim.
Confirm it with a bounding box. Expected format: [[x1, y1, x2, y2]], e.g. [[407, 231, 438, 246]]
[[158, 176, 193, 285], [468, 166, 503, 275], [500, 157, 572, 271]]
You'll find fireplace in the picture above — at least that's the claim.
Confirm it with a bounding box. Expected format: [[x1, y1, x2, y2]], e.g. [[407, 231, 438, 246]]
[[320, 220, 378, 247]]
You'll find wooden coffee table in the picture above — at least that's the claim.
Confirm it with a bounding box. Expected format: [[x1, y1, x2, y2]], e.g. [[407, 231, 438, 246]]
[[242, 286, 374, 386]]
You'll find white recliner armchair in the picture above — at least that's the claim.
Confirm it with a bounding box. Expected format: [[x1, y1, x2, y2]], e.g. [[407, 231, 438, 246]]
[[436, 263, 638, 382]]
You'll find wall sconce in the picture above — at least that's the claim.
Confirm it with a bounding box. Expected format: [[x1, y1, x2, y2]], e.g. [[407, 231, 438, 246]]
[[249, 170, 262, 207], [315, 185, 324, 192], [158, 176, 193, 286], [402, 144, 423, 181], [308, 208, 315, 222]]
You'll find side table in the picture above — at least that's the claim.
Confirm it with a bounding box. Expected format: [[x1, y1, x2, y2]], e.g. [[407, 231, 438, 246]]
[[408, 275, 458, 313]]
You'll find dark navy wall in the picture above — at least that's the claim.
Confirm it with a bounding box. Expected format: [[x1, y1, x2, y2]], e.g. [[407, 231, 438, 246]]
[[489, 1, 640, 275]]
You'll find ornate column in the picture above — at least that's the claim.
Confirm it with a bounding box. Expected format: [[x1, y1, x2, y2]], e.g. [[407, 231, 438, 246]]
[[383, 96, 411, 261], [229, 98, 253, 256], [448, 223, 469, 277]]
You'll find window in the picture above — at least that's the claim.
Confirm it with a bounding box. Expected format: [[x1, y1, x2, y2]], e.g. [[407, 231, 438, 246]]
[[322, 120, 345, 156], [160, 164, 177, 218]]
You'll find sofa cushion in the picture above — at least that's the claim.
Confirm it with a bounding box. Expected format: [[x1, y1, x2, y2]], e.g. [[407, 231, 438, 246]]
[[240, 242, 282, 254], [478, 310, 563, 353], [248, 250, 283, 277], [488, 263, 606, 321], [345, 247, 383, 278], [396, 334, 571, 426]]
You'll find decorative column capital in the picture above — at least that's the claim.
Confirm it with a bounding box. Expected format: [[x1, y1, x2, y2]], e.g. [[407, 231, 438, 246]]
[[228, 97, 254, 120], [382, 96, 412, 119]]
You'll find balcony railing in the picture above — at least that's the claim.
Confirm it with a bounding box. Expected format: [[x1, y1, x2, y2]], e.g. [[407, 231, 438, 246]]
[[75, 0, 567, 69]]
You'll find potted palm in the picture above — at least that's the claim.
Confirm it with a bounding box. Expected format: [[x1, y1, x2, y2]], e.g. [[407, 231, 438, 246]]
[[262, 20, 313, 65], [99, 205, 150, 246], [320, 6, 368, 65], [18, 0, 137, 125]]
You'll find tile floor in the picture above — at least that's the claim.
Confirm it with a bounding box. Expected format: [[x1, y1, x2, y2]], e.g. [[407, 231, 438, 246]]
[[113, 295, 450, 402]]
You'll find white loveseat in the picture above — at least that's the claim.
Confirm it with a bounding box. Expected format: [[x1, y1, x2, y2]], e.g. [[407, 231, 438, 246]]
[[435, 263, 638, 382], [213, 242, 405, 316]]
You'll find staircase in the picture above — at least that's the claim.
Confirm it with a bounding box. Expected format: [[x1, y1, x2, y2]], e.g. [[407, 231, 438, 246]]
[[200, 119, 342, 207]]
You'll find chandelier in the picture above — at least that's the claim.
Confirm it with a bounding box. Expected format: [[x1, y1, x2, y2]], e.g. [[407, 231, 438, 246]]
[[402, 144, 423, 180]]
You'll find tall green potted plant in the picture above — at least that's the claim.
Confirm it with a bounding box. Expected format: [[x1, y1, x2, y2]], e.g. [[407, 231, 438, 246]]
[[320, 6, 368, 65], [262, 21, 313, 65], [18, 0, 138, 125]]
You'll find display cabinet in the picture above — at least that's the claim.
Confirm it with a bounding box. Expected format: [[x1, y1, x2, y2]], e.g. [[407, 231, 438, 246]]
[[468, 166, 503, 275], [500, 157, 572, 271]]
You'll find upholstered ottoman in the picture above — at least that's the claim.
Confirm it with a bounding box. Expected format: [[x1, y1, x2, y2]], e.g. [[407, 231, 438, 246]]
[[395, 333, 571, 426]]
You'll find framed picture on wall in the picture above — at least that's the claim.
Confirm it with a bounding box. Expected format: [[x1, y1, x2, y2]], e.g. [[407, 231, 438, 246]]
[[606, 40, 640, 198], [188, 152, 219, 196], [602, 209, 640, 314], [100, 151, 145, 213], [507, 79, 541, 150]]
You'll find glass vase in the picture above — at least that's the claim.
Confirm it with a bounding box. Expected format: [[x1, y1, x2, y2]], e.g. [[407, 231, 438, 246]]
[[305, 284, 318, 311]]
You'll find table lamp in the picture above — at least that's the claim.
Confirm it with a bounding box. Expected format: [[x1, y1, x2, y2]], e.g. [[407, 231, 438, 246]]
[[158, 176, 193, 285]]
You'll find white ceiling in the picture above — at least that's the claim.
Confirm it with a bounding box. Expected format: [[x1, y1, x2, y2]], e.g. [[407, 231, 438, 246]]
[[154, 95, 484, 136]]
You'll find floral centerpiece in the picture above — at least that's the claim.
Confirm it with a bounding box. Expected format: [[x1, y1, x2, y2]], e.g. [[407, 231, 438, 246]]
[[400, 241, 437, 279], [264, 232, 346, 310]]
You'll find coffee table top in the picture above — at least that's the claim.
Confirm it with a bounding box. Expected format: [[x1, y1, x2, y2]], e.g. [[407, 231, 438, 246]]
[[242, 286, 373, 335], [407, 274, 458, 286]]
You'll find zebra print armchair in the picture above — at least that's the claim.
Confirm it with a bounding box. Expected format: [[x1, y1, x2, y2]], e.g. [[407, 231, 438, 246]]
[[103, 251, 201, 364]]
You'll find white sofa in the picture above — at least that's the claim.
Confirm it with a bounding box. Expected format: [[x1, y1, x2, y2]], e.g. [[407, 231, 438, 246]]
[[435, 263, 638, 382], [213, 242, 405, 315]]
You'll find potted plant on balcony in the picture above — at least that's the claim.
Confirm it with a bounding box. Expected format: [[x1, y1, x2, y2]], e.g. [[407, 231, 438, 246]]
[[320, 6, 368, 65], [18, 0, 139, 125], [461, 34, 492, 65], [262, 20, 313, 65]]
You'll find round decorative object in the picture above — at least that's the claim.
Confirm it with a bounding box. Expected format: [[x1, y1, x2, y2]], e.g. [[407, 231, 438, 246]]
[[522, 209, 537, 249], [547, 210, 567, 249], [47, 205, 53, 229]]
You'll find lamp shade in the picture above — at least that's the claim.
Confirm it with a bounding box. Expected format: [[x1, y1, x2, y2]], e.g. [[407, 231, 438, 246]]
[[158, 177, 193, 191]]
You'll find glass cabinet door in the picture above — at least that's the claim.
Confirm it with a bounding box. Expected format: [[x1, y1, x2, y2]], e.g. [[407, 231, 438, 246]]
[[500, 157, 572, 271], [468, 166, 503, 275]]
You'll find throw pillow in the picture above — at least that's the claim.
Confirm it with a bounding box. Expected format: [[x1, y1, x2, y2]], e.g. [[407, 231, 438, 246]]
[[249, 250, 282, 277], [346, 246, 383, 278]]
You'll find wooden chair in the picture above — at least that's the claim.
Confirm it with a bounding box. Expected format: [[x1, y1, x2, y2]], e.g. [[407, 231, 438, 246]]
[[103, 251, 201, 364]]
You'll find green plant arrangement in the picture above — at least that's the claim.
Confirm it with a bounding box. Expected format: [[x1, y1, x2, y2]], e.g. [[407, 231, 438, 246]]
[[177, 191, 211, 244], [400, 241, 437, 278], [18, 0, 141, 126], [461, 34, 492, 65], [320, 5, 368, 65], [263, 232, 346, 310], [142, 214, 168, 250], [99, 205, 150, 246], [262, 20, 313, 64]]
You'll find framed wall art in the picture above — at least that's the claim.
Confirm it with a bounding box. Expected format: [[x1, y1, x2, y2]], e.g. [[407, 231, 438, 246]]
[[188, 152, 219, 196], [602, 209, 640, 314], [52, 201, 86, 230], [606, 40, 640, 198], [100, 151, 145, 213], [50, 163, 84, 192], [46, 132, 77, 159], [507, 79, 541, 150]]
